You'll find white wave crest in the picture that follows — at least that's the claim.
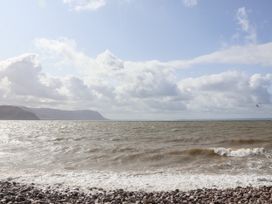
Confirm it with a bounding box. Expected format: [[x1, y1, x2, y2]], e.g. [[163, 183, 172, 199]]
[[213, 147, 265, 157]]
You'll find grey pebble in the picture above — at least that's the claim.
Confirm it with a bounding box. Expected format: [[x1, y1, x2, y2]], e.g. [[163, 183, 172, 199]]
[[0, 181, 272, 204]]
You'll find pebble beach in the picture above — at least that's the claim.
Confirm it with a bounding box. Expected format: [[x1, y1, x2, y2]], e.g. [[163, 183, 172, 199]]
[[1, 181, 272, 204]]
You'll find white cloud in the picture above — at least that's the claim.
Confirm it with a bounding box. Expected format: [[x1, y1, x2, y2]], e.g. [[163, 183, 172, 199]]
[[0, 54, 60, 106], [178, 71, 272, 111], [1, 38, 272, 119], [63, 0, 106, 11], [34, 38, 272, 117], [62, 0, 200, 11], [35, 39, 180, 108], [35, 38, 96, 75], [170, 42, 272, 69], [182, 0, 198, 8], [96, 50, 124, 71], [36, 38, 272, 75], [0, 53, 98, 109], [235, 7, 257, 43], [249, 74, 272, 104]]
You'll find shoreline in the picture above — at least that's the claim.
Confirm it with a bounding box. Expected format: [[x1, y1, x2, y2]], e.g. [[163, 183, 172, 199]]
[[1, 181, 272, 203]]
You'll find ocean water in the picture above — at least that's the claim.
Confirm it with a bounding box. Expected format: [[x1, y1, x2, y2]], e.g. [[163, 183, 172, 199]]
[[0, 120, 272, 191]]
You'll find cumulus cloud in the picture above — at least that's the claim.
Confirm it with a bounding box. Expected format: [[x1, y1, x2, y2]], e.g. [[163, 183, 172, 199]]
[[0, 54, 59, 99], [1, 38, 272, 119], [182, 0, 198, 8], [63, 0, 106, 11], [0, 53, 100, 109], [249, 74, 272, 104], [0, 54, 56, 106], [35, 39, 272, 116], [35, 39, 183, 114], [235, 7, 257, 43], [178, 71, 272, 111]]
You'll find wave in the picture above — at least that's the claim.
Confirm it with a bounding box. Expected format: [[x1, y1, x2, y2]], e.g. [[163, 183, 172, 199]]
[[179, 148, 218, 157], [167, 147, 268, 158], [213, 147, 266, 157]]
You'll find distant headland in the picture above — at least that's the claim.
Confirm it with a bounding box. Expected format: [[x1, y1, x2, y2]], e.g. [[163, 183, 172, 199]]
[[0, 105, 106, 120]]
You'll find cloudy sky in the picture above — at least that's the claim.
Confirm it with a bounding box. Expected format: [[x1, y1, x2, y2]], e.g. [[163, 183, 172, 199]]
[[0, 0, 272, 120]]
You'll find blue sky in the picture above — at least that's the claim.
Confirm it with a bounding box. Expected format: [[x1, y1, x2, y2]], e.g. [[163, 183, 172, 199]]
[[0, 0, 272, 119], [2, 0, 272, 60]]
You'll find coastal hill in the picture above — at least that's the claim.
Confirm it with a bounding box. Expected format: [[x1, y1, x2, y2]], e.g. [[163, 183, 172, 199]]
[[0, 105, 40, 120], [0, 105, 106, 120]]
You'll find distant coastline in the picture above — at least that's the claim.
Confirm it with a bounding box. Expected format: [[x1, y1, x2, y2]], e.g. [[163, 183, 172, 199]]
[[0, 105, 106, 120], [1, 105, 271, 121]]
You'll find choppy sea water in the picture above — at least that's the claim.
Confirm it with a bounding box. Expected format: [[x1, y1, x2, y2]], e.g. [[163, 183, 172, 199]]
[[0, 121, 272, 191]]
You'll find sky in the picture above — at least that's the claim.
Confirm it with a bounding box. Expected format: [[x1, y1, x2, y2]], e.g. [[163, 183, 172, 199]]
[[0, 0, 272, 120]]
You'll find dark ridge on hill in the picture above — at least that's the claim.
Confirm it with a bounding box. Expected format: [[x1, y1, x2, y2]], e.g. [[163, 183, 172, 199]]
[[24, 107, 107, 120], [0, 105, 39, 120]]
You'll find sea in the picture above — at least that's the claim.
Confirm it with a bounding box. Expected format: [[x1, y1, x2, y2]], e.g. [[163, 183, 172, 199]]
[[0, 120, 272, 191]]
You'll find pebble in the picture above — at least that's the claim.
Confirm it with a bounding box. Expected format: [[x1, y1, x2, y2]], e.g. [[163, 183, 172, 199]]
[[0, 181, 272, 203]]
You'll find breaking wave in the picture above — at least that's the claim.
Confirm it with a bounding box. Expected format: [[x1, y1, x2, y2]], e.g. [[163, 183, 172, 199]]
[[213, 147, 266, 157], [168, 147, 268, 158]]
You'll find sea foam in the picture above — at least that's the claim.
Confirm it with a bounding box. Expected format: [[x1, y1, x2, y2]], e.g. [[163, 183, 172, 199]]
[[213, 147, 266, 157], [2, 170, 272, 192]]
